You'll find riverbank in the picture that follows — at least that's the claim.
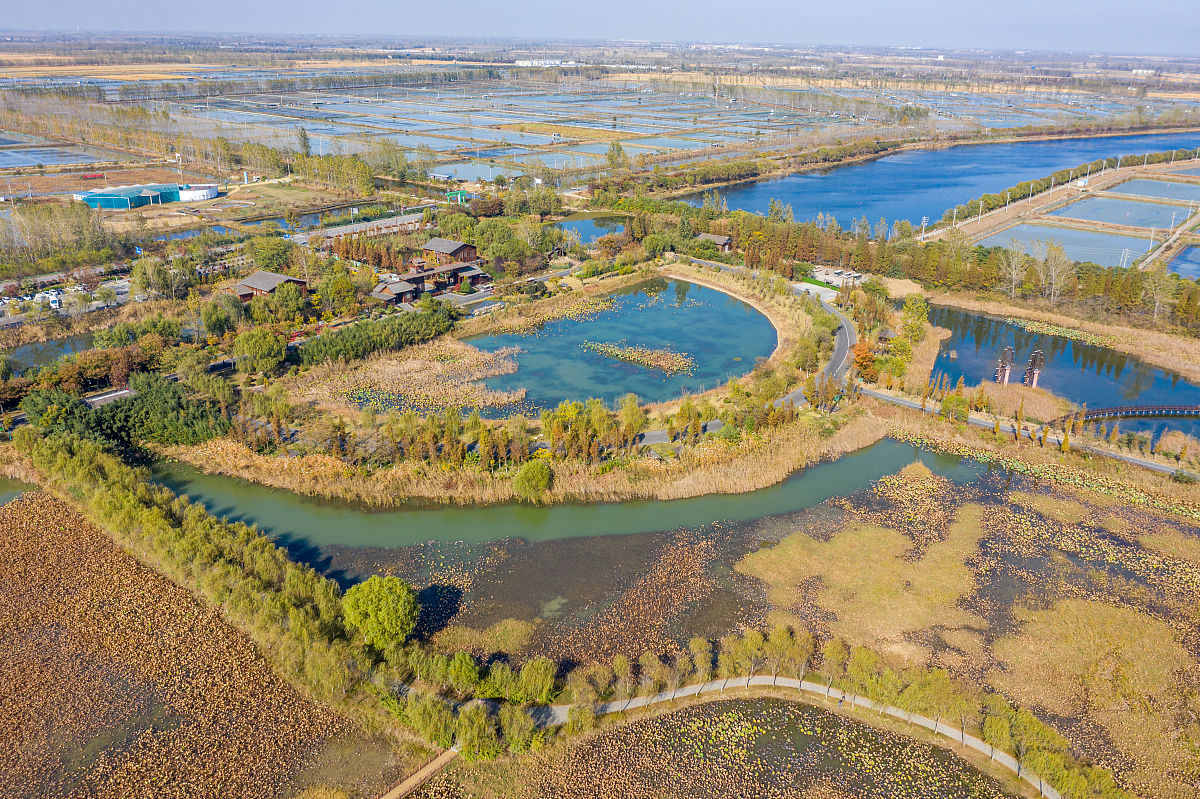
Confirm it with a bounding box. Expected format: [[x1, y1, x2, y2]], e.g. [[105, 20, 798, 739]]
[[157, 409, 889, 509], [926, 291, 1200, 385]]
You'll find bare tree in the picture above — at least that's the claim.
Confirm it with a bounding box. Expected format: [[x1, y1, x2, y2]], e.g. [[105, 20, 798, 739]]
[[1142, 267, 1176, 321], [1000, 239, 1025, 298], [1041, 243, 1074, 307]]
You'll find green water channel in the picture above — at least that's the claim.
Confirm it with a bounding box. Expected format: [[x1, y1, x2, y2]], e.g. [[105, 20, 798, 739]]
[[0, 478, 34, 506], [151, 438, 986, 552]]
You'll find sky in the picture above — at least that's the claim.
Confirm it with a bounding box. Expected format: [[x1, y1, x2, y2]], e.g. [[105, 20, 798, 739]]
[[3, 0, 1199, 57]]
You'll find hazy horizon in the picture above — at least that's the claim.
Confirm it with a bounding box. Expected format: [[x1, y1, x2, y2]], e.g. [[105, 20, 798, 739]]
[[3, 0, 1199, 58]]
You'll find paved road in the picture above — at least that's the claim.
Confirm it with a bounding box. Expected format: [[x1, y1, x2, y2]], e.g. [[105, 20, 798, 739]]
[[679, 256, 856, 408]]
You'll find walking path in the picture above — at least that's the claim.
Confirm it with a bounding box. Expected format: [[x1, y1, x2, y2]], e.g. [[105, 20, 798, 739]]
[[859, 386, 1198, 478], [526, 676, 1061, 799]]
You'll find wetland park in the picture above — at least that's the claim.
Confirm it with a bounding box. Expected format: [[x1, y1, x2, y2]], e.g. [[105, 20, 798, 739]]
[[2, 31, 1200, 799]]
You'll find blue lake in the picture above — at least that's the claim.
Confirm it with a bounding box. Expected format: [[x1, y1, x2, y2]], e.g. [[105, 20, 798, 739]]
[[929, 306, 1200, 438], [694, 131, 1200, 228], [467, 278, 777, 414], [553, 215, 627, 244], [1170, 246, 1200, 280]]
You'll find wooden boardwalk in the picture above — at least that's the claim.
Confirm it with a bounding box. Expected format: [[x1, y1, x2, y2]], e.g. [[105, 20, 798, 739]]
[[376, 747, 459, 799]]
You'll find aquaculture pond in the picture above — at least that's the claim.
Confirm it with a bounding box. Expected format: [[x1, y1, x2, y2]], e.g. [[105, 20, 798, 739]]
[[978, 222, 1151, 267], [1108, 177, 1200, 203], [690, 130, 1200, 228], [551, 213, 628, 244], [466, 278, 777, 413], [1170, 246, 1200, 280], [1047, 195, 1192, 229], [2, 332, 95, 373], [928, 305, 1200, 438], [536, 698, 1012, 799]]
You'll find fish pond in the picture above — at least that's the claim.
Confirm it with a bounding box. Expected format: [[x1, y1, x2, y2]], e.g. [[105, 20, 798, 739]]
[[929, 305, 1200, 437], [466, 278, 777, 414], [1170, 246, 1200, 280], [690, 131, 1200, 228], [978, 222, 1152, 266], [1047, 195, 1192, 229]]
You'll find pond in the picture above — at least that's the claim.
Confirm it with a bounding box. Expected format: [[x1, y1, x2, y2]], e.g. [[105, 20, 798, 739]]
[[978, 222, 1152, 267], [1171, 245, 1200, 280], [154, 438, 990, 651], [551, 214, 627, 244], [466, 278, 777, 414], [2, 332, 95, 373], [690, 131, 1200, 228], [154, 438, 981, 552], [1108, 177, 1200, 204], [154, 225, 237, 241], [929, 305, 1200, 438], [1047, 195, 1192, 229]]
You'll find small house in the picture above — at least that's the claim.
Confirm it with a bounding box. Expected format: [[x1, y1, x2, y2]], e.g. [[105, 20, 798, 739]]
[[421, 237, 478, 266], [370, 279, 419, 305], [229, 270, 307, 301], [697, 232, 733, 253]]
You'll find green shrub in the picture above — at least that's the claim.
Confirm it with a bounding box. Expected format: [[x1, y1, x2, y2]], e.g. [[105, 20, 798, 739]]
[[342, 575, 419, 652], [512, 459, 552, 502]]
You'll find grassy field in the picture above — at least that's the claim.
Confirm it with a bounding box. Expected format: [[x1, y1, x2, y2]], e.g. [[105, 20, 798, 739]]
[[738, 489, 986, 664]]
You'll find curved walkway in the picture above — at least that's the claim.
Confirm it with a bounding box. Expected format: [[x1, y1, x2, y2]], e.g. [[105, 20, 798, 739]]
[[531, 676, 1061, 799]]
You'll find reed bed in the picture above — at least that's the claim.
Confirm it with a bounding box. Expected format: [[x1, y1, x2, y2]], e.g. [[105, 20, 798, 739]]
[[287, 337, 525, 414], [0, 491, 352, 798], [0, 442, 39, 484], [455, 273, 648, 339], [979, 382, 1072, 422], [163, 412, 892, 508], [903, 325, 951, 393], [580, 340, 696, 375]]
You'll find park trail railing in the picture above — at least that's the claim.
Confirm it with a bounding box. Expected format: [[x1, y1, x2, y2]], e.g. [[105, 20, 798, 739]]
[[531, 675, 1062, 799]]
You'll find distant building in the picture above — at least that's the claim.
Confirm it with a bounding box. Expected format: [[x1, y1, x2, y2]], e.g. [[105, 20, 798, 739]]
[[421, 237, 478, 266], [73, 183, 218, 210], [697, 232, 733, 252], [229, 270, 307, 301]]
